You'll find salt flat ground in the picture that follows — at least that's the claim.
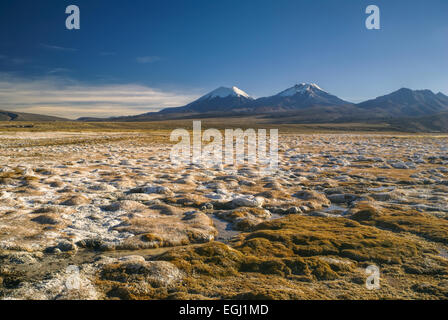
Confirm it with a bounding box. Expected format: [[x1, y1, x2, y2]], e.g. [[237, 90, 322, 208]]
[[0, 126, 448, 300]]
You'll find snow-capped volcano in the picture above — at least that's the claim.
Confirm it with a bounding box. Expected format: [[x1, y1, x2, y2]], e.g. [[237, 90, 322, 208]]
[[250, 83, 351, 110], [278, 83, 324, 97], [160, 86, 253, 114], [198, 86, 252, 100]]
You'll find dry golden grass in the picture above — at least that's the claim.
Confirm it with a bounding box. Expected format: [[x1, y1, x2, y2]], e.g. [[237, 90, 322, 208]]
[[2, 119, 446, 135]]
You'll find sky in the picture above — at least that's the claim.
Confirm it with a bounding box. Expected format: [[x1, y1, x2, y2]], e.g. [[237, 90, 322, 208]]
[[0, 0, 447, 119]]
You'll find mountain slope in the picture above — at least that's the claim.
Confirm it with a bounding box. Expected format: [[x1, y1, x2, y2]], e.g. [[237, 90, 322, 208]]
[[160, 86, 254, 114], [357, 88, 448, 117], [0, 110, 68, 121], [437, 92, 448, 104]]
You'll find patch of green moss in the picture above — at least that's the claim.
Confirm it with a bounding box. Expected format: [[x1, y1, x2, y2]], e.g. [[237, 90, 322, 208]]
[[157, 242, 244, 276], [237, 215, 422, 265], [350, 205, 448, 245], [350, 202, 383, 221]]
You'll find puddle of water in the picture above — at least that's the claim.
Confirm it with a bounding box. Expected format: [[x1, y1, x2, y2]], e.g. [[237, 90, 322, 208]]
[[102, 247, 174, 259], [71, 244, 204, 262], [270, 213, 284, 220], [367, 186, 395, 192], [211, 216, 240, 242], [211, 211, 285, 243], [323, 204, 347, 213]]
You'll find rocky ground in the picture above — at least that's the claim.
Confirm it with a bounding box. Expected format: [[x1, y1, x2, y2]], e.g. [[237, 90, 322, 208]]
[[0, 131, 448, 300]]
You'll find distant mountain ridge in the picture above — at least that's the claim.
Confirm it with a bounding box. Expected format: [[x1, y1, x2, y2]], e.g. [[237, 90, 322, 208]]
[[0, 110, 67, 122], [357, 88, 448, 116], [75, 83, 448, 132], [83, 83, 448, 122], [2, 83, 448, 132]]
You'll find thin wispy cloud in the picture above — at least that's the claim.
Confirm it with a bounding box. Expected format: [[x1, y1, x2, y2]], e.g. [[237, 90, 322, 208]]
[[0, 55, 29, 65], [40, 44, 78, 52], [46, 68, 72, 75], [136, 56, 161, 64], [0, 74, 199, 119]]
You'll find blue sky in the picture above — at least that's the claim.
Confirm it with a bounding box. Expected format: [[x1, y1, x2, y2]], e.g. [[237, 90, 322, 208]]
[[0, 0, 447, 118]]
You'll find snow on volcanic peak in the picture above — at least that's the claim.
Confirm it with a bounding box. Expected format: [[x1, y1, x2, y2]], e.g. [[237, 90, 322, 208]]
[[278, 83, 325, 97], [198, 86, 252, 100]]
